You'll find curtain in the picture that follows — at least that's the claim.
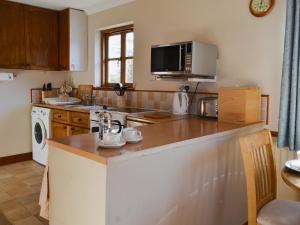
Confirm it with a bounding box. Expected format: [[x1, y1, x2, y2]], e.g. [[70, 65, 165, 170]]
[[278, 0, 300, 151]]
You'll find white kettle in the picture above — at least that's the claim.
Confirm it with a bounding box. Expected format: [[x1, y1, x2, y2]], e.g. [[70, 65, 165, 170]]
[[173, 92, 189, 115]]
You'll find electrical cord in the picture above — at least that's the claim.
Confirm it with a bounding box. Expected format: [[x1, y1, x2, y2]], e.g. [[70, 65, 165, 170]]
[[189, 82, 200, 108]]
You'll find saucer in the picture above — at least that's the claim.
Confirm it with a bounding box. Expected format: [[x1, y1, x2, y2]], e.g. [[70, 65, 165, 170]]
[[285, 160, 300, 173], [98, 138, 126, 149], [126, 136, 143, 144]]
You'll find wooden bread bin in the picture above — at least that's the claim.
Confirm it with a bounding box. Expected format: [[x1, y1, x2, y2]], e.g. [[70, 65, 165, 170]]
[[218, 87, 261, 124]]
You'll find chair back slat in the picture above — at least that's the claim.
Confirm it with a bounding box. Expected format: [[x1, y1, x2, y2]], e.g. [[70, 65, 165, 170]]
[[239, 129, 277, 225]]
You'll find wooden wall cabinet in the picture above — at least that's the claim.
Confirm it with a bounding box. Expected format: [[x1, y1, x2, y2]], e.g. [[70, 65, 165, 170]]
[[0, 2, 87, 71], [59, 8, 87, 71], [51, 109, 90, 138], [24, 6, 59, 70], [0, 1, 25, 69]]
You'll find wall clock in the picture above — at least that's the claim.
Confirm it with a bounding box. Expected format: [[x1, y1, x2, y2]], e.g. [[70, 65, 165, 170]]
[[249, 0, 275, 17]]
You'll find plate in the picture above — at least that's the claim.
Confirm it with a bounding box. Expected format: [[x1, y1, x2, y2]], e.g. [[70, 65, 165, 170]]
[[98, 139, 126, 149], [285, 160, 300, 173], [126, 136, 143, 144]]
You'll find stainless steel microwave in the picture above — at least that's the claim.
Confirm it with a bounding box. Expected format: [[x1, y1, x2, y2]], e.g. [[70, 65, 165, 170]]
[[151, 41, 218, 79]]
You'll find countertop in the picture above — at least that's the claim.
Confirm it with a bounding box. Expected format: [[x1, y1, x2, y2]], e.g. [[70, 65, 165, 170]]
[[48, 117, 262, 165], [32, 103, 90, 113]]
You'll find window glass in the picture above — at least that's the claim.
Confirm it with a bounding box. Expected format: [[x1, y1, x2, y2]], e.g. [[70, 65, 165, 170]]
[[108, 34, 121, 59], [108, 60, 121, 83], [125, 59, 134, 83], [126, 32, 134, 57]]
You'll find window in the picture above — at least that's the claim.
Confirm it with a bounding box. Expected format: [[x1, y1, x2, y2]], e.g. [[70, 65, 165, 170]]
[[101, 25, 134, 87]]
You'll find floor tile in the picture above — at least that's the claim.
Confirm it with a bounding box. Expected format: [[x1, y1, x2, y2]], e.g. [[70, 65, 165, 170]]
[[13, 216, 43, 225], [0, 161, 48, 225], [2, 205, 31, 222], [0, 212, 12, 225]]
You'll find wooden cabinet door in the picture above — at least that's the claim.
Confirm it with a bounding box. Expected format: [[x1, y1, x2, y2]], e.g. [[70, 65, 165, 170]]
[[69, 126, 90, 136], [52, 122, 68, 138], [0, 1, 25, 68], [59, 9, 70, 70], [24, 6, 58, 70]]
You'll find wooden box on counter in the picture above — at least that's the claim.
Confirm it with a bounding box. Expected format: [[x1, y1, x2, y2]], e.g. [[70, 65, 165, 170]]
[[218, 87, 261, 124]]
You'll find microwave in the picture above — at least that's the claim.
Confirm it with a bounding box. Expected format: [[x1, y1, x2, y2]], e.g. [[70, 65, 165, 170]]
[[151, 41, 218, 79]]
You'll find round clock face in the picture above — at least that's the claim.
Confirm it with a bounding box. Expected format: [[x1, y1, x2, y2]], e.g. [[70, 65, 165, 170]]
[[250, 0, 275, 17]]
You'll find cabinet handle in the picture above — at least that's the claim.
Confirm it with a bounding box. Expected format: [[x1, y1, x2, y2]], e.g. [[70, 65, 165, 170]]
[[78, 118, 82, 122], [71, 128, 75, 131], [58, 115, 62, 118], [64, 127, 67, 129]]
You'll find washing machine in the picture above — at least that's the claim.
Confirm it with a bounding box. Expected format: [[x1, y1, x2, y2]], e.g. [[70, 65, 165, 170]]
[[32, 107, 51, 166]]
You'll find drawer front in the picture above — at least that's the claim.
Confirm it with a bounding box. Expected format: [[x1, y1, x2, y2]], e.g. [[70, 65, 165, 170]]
[[70, 112, 89, 128], [52, 109, 68, 123], [69, 126, 90, 136]]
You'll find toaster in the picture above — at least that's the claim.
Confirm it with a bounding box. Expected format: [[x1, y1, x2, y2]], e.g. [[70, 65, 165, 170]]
[[198, 97, 218, 119]]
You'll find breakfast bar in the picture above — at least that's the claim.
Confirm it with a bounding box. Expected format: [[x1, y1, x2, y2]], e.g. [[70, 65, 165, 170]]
[[47, 118, 263, 225]]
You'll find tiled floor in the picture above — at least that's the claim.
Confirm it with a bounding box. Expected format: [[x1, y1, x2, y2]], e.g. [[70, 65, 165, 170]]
[[0, 161, 48, 225]]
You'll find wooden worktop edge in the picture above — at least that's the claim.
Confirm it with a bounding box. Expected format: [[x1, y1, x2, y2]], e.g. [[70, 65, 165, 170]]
[[32, 104, 90, 114], [48, 140, 108, 165]]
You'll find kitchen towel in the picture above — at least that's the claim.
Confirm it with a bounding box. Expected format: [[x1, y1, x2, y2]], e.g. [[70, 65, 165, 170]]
[[39, 165, 49, 220]]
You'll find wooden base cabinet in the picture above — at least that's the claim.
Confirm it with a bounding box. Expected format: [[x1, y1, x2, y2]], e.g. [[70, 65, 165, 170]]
[[51, 109, 90, 138], [52, 122, 68, 138], [69, 126, 90, 136]]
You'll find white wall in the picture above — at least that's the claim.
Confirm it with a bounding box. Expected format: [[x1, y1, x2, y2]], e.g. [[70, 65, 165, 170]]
[[0, 70, 68, 157], [71, 0, 286, 131]]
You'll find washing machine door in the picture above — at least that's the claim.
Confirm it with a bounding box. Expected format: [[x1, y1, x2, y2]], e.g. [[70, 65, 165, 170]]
[[33, 119, 47, 150]]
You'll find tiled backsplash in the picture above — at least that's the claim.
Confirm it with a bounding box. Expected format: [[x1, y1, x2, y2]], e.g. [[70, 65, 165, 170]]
[[31, 88, 269, 124]]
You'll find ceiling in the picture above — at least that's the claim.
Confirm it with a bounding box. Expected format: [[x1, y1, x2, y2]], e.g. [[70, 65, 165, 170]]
[[11, 0, 135, 15]]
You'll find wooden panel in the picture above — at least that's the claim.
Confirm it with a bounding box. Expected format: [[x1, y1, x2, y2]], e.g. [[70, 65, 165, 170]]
[[24, 5, 58, 70], [0, 1, 25, 69], [69, 126, 90, 136], [218, 87, 261, 124], [52, 122, 68, 138], [0, 153, 32, 166], [70, 112, 89, 128], [52, 109, 69, 123], [59, 8, 70, 70]]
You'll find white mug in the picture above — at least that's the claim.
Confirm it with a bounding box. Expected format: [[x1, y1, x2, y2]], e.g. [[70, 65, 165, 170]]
[[123, 128, 142, 141], [103, 133, 122, 145], [297, 151, 300, 160]]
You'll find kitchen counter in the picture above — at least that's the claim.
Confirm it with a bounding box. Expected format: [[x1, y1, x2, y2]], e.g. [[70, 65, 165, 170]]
[[48, 117, 262, 165], [48, 117, 264, 225]]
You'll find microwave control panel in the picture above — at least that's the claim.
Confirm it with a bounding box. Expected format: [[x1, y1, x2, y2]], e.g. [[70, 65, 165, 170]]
[[185, 43, 192, 73]]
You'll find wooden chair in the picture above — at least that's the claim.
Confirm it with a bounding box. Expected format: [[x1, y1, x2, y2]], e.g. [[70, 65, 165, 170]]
[[239, 129, 300, 225]]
